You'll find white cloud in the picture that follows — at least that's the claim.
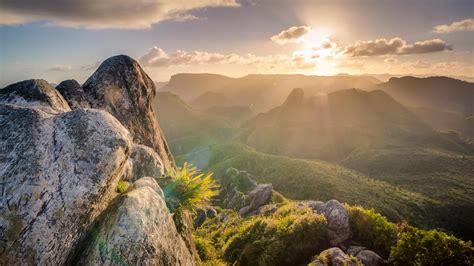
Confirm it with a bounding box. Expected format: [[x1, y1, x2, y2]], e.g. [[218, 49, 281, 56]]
[[0, 0, 239, 29], [271, 25, 312, 44], [433, 18, 474, 33], [139, 46, 317, 71], [403, 60, 431, 69], [384, 58, 398, 64], [344, 37, 452, 56], [48, 65, 73, 71]]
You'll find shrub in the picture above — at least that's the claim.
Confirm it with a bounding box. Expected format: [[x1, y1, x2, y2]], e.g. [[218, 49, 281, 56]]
[[345, 205, 398, 257], [116, 181, 130, 193], [390, 226, 474, 265], [162, 163, 219, 214], [222, 203, 328, 265]]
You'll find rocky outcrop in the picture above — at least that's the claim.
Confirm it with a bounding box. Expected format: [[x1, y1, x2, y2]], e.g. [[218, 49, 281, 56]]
[[309, 200, 350, 246], [220, 168, 273, 216], [72, 177, 194, 265], [311, 247, 361, 266], [0, 79, 70, 113], [122, 144, 165, 181], [0, 55, 195, 264], [56, 79, 90, 109], [194, 207, 218, 228], [238, 183, 273, 216], [0, 103, 131, 264], [347, 246, 386, 266], [82, 55, 174, 171]]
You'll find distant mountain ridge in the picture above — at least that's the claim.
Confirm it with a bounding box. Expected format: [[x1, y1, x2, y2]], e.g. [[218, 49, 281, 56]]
[[161, 73, 380, 112]]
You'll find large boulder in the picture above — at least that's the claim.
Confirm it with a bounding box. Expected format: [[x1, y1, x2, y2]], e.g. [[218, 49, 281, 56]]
[[0, 79, 70, 113], [0, 103, 131, 264], [310, 200, 350, 247], [82, 55, 174, 171], [72, 178, 194, 265], [123, 144, 165, 181], [56, 79, 90, 109], [238, 184, 273, 216], [347, 246, 386, 266]]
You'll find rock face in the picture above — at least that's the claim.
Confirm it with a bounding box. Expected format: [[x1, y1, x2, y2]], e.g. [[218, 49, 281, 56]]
[[123, 144, 165, 181], [56, 79, 90, 109], [0, 100, 131, 264], [310, 200, 350, 246], [0, 79, 70, 113], [82, 55, 174, 171], [0, 55, 195, 264], [73, 177, 194, 265]]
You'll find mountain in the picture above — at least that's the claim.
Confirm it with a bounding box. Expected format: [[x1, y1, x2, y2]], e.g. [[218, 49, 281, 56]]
[[239, 88, 467, 161], [409, 106, 473, 138], [377, 76, 474, 117], [161, 73, 380, 112], [190, 91, 231, 110]]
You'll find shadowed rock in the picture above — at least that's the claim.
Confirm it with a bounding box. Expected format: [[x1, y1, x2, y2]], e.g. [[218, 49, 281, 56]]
[[56, 79, 90, 109], [0, 79, 70, 113], [82, 55, 174, 171]]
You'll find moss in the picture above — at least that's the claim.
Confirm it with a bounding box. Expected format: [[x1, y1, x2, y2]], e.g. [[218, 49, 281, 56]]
[[116, 180, 130, 193]]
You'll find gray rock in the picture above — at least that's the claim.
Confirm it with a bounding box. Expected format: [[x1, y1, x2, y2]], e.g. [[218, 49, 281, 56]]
[[355, 250, 386, 266], [324, 200, 351, 247], [74, 185, 194, 265], [82, 55, 174, 171], [206, 208, 217, 218], [313, 247, 360, 266], [124, 144, 165, 181], [347, 246, 367, 256], [0, 105, 131, 264], [56, 79, 90, 109], [194, 209, 207, 228], [248, 184, 273, 210], [0, 79, 71, 113], [133, 176, 164, 198], [308, 200, 326, 214], [239, 183, 273, 216]]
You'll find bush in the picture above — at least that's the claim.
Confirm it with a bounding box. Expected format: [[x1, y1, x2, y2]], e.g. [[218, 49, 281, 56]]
[[162, 163, 219, 214], [116, 180, 130, 193], [390, 227, 474, 265], [345, 205, 398, 257], [222, 203, 328, 265]]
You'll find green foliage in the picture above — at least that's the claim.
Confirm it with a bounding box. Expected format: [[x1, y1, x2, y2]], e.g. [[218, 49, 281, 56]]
[[390, 227, 474, 265], [194, 235, 219, 262], [116, 181, 130, 193], [163, 163, 219, 214], [345, 205, 398, 257], [219, 203, 328, 265]]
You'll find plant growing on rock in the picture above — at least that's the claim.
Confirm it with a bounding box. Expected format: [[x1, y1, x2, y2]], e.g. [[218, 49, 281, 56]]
[[161, 163, 219, 231]]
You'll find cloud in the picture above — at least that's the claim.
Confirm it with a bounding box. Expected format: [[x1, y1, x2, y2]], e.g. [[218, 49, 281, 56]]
[[344, 37, 452, 56], [271, 25, 311, 44], [0, 0, 239, 29], [337, 60, 365, 70], [139, 46, 316, 71], [384, 58, 398, 64], [433, 18, 474, 33], [80, 61, 101, 71], [403, 60, 431, 69], [48, 65, 72, 71]]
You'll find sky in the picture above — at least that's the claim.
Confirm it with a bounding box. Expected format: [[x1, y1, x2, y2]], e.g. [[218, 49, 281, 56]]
[[0, 0, 473, 86]]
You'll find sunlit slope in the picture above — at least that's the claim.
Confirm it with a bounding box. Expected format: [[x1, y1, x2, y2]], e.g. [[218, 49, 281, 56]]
[[179, 142, 474, 240]]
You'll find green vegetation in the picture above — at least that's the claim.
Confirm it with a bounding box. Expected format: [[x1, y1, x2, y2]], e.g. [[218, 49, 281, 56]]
[[195, 203, 328, 265], [162, 163, 219, 214], [116, 180, 130, 193], [345, 205, 398, 257], [390, 227, 474, 265], [194, 201, 473, 265]]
